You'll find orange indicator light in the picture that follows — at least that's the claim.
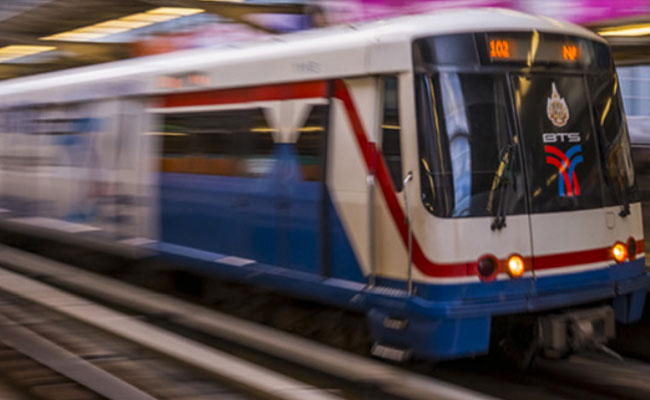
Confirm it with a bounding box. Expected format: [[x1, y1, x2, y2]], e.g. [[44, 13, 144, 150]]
[[562, 44, 579, 61], [612, 242, 628, 263], [489, 39, 511, 59], [507, 254, 525, 279]]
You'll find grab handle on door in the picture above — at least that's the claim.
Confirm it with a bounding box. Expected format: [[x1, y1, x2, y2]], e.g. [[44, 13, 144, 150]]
[[403, 171, 413, 295]]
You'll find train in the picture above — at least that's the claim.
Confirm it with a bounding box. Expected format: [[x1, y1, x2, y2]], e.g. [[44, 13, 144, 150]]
[[0, 8, 646, 362]]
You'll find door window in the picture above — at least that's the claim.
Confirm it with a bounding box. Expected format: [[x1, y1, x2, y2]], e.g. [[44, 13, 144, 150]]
[[381, 76, 403, 192], [296, 105, 327, 181]]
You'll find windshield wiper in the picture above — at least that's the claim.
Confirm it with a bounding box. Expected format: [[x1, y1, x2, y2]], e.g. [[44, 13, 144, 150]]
[[487, 144, 515, 231]]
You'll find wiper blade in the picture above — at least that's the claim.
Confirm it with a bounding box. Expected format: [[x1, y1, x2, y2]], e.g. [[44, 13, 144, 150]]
[[487, 144, 514, 231], [617, 176, 631, 217], [606, 147, 631, 217]]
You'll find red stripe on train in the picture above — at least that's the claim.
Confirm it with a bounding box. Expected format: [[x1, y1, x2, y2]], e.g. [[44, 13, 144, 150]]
[[162, 79, 643, 279], [163, 81, 328, 108]]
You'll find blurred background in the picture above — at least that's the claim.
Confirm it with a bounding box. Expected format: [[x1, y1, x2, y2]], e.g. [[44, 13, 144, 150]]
[[0, 0, 648, 114], [0, 1, 647, 67], [0, 2, 649, 400]]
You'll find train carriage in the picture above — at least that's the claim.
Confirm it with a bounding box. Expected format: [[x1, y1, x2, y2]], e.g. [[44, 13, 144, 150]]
[[0, 8, 645, 361]]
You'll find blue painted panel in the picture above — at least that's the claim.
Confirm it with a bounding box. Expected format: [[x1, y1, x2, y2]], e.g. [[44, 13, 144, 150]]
[[160, 173, 255, 257], [367, 308, 491, 359], [328, 199, 366, 282], [159, 143, 365, 283], [152, 240, 647, 360], [373, 259, 648, 314], [151, 241, 367, 310], [613, 287, 647, 323]]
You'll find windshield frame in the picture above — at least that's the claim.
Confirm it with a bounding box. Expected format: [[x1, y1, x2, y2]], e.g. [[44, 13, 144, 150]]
[[412, 32, 638, 219], [414, 69, 527, 218], [589, 72, 640, 206]]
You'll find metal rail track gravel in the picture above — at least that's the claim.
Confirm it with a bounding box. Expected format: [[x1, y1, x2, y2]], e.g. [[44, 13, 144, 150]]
[[0, 263, 348, 400], [0, 291, 257, 400], [0, 244, 494, 400], [10, 242, 650, 400], [3, 244, 650, 400]]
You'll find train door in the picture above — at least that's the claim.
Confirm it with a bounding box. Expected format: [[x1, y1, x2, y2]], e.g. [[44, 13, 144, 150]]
[[374, 75, 407, 283], [326, 77, 379, 281], [157, 108, 259, 258], [276, 100, 330, 274], [512, 73, 609, 287]]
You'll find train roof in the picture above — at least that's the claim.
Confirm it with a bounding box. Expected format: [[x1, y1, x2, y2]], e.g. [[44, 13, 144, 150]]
[[0, 8, 605, 106]]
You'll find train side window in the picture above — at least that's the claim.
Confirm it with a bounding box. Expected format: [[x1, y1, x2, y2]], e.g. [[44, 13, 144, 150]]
[[381, 76, 403, 192], [242, 109, 275, 177], [296, 105, 327, 181], [589, 73, 639, 205], [161, 130, 191, 156], [161, 108, 273, 177]]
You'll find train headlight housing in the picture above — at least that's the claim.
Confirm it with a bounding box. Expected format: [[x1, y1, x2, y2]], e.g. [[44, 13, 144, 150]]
[[612, 242, 628, 264], [627, 237, 637, 261], [477, 255, 498, 281], [507, 254, 525, 279]]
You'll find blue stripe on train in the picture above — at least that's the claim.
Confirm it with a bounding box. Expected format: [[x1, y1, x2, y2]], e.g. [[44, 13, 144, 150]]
[[372, 258, 648, 303], [368, 258, 647, 317], [159, 145, 364, 283]]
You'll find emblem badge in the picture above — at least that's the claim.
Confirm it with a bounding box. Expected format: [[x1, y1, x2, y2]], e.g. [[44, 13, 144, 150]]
[[545, 145, 583, 197], [547, 82, 569, 128]]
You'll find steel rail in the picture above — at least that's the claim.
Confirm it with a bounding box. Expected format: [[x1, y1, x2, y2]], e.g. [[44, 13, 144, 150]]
[[0, 256, 341, 400], [0, 244, 494, 400]]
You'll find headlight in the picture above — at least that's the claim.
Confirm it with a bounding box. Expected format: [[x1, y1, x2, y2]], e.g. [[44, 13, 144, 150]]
[[507, 254, 525, 278], [612, 242, 628, 264]]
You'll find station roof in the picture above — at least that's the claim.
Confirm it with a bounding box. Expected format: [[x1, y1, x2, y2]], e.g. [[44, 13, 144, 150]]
[[0, 0, 304, 79], [0, 0, 647, 80], [587, 15, 650, 65]]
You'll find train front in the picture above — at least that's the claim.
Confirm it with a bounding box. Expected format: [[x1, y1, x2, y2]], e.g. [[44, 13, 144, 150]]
[[379, 30, 649, 361]]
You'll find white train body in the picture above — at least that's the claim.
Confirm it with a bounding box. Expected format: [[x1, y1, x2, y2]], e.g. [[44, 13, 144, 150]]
[[0, 8, 644, 360]]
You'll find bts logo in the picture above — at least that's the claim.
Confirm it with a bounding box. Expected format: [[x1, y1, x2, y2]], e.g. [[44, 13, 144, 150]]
[[542, 132, 580, 143], [545, 144, 583, 197]]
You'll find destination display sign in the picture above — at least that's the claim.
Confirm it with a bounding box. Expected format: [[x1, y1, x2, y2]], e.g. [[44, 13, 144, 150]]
[[485, 33, 585, 64]]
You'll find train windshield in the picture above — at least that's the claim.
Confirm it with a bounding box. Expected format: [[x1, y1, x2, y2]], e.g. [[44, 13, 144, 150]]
[[589, 73, 638, 208], [414, 33, 638, 218], [512, 74, 604, 213], [415, 72, 526, 217]]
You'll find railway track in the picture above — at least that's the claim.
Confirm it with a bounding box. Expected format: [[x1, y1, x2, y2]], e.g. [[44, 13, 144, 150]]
[[0, 245, 491, 400], [0, 275, 347, 400], [0, 291, 257, 400], [0, 243, 649, 400]]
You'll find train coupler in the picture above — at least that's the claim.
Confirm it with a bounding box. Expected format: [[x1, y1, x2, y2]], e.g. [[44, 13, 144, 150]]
[[538, 305, 615, 356]]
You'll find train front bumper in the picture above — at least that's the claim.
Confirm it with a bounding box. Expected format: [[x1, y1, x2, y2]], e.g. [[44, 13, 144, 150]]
[[363, 258, 649, 360]]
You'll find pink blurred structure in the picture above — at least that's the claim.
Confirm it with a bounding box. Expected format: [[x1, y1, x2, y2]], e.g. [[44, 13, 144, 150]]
[[134, 0, 650, 56], [321, 0, 650, 25]]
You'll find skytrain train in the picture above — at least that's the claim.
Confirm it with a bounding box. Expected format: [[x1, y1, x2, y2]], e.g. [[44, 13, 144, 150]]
[[0, 8, 646, 362]]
